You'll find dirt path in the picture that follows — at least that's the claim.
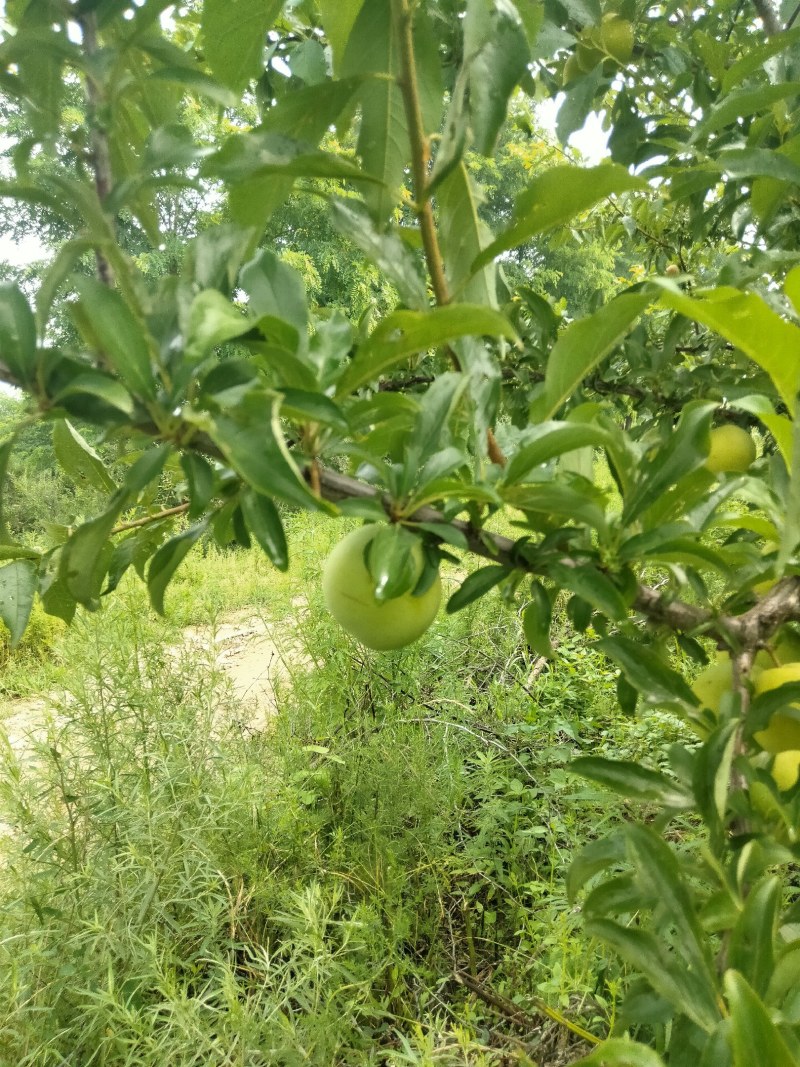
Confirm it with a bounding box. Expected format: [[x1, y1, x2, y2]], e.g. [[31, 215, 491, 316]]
[[180, 607, 307, 731], [0, 608, 307, 806]]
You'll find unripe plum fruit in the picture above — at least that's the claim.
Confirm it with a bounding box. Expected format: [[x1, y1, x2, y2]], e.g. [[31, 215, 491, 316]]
[[705, 425, 756, 474], [322, 525, 441, 651], [600, 14, 634, 63], [772, 750, 800, 792], [753, 664, 800, 753], [692, 654, 733, 713]]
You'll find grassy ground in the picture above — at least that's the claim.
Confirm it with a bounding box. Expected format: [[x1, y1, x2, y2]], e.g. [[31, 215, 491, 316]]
[[0, 511, 688, 1065]]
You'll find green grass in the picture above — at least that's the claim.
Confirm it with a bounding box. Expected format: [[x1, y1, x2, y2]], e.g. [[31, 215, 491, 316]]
[[0, 512, 679, 1064]]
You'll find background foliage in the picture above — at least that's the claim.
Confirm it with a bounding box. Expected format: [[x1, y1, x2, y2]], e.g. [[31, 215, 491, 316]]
[[1, 0, 800, 1063]]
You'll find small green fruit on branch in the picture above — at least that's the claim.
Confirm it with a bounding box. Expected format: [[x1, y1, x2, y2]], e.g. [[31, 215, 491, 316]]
[[314, 466, 800, 653], [705, 425, 756, 475], [322, 524, 441, 650]]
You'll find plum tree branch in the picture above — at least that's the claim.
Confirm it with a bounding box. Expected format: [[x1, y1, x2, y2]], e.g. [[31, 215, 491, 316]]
[[314, 466, 800, 649], [78, 12, 116, 288], [393, 0, 450, 311], [752, 0, 781, 34], [392, 0, 506, 467]]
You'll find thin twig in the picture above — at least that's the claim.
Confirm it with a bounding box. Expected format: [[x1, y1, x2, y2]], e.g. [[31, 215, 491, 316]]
[[78, 12, 115, 287], [454, 970, 601, 1047], [111, 502, 190, 534], [393, 0, 451, 309]]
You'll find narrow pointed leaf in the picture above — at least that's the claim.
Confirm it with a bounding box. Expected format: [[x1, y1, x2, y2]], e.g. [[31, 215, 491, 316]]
[[572, 757, 693, 808], [446, 565, 507, 613], [72, 278, 156, 399], [473, 165, 647, 273], [338, 306, 518, 395], [0, 560, 37, 646], [240, 489, 288, 571], [657, 284, 800, 417], [0, 283, 36, 386], [725, 970, 800, 1067], [530, 292, 650, 422], [596, 635, 698, 707], [52, 419, 117, 493], [148, 522, 206, 615], [201, 0, 283, 92]]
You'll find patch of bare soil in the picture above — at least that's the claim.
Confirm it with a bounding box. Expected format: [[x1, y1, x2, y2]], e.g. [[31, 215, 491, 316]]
[[0, 606, 310, 841], [180, 604, 309, 732]]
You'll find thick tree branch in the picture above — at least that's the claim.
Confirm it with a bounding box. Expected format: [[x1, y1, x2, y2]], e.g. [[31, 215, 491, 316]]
[[315, 466, 800, 649], [752, 0, 781, 35]]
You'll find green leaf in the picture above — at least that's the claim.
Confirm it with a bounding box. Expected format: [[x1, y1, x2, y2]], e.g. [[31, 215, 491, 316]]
[[201, 0, 283, 92], [147, 523, 206, 616], [693, 83, 800, 140], [0, 283, 36, 386], [446, 565, 507, 613], [0, 436, 15, 545], [625, 825, 718, 990], [318, 0, 366, 73], [240, 489, 288, 571], [568, 832, 627, 901], [503, 422, 611, 485], [124, 447, 170, 495], [208, 394, 325, 511], [530, 292, 650, 422], [657, 284, 800, 417], [53, 373, 134, 417], [222, 79, 361, 228], [464, 0, 529, 155], [596, 635, 698, 708], [572, 757, 693, 808], [205, 133, 381, 185], [181, 453, 215, 520], [725, 970, 800, 1067], [150, 66, 239, 109], [410, 522, 469, 550], [523, 580, 554, 657], [474, 165, 647, 273], [61, 498, 128, 604], [342, 0, 406, 225], [438, 163, 497, 306], [52, 419, 117, 494], [548, 562, 628, 620], [503, 481, 607, 530], [722, 27, 800, 92], [330, 199, 428, 310], [571, 1039, 667, 1067], [412, 4, 444, 138], [0, 560, 37, 647], [728, 875, 780, 999], [399, 373, 469, 490], [365, 524, 418, 601], [278, 389, 349, 432], [241, 250, 308, 344], [713, 148, 800, 187], [587, 919, 721, 1033], [338, 306, 518, 395], [0, 545, 41, 561], [621, 401, 716, 525], [185, 290, 251, 361], [692, 721, 739, 840], [72, 278, 156, 400]]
